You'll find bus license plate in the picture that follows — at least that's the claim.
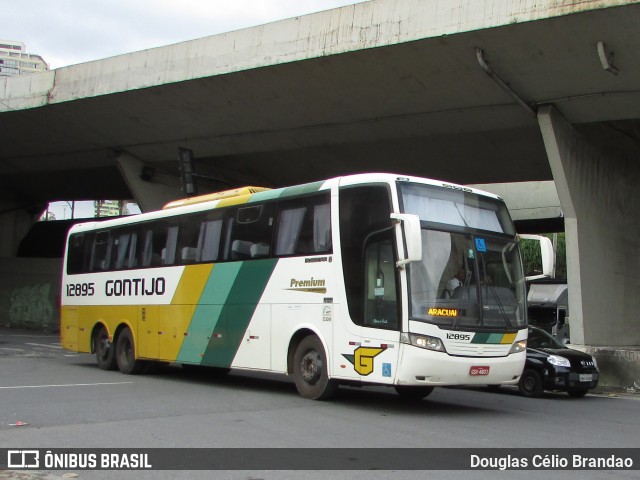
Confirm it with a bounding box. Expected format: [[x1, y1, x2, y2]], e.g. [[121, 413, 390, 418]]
[[470, 366, 490, 376], [579, 374, 593, 382]]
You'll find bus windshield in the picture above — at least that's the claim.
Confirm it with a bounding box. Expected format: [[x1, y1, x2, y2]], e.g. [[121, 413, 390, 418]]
[[399, 183, 526, 330], [400, 182, 515, 235]]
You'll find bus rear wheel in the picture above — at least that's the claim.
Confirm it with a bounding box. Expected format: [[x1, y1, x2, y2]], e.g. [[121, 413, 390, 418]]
[[115, 328, 145, 375], [293, 335, 337, 400], [94, 325, 117, 370]]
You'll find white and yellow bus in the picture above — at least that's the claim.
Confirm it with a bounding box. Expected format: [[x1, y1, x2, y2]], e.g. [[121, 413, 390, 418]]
[[61, 173, 528, 400]]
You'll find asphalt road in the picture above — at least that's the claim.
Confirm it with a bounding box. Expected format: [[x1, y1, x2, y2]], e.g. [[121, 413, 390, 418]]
[[1, 327, 638, 480]]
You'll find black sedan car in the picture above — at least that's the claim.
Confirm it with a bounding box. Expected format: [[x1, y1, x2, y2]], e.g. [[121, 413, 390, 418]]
[[518, 326, 599, 398]]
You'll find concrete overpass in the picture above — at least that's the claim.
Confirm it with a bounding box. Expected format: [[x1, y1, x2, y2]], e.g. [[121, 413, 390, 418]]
[[1, 0, 639, 388]]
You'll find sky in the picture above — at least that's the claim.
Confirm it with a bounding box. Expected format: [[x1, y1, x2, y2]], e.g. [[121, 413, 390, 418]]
[[4, 0, 367, 69], [5, 0, 366, 219]]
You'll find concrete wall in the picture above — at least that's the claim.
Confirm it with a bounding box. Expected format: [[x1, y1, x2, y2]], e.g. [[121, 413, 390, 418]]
[[585, 346, 640, 391], [0, 257, 62, 332]]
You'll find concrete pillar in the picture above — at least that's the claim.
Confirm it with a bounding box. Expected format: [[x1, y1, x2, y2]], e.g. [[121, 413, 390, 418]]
[[115, 152, 183, 212], [0, 198, 38, 257], [538, 105, 640, 346], [538, 105, 640, 388]]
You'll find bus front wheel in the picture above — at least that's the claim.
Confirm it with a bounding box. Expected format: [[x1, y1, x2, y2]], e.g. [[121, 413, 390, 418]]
[[94, 325, 117, 371], [115, 328, 145, 375], [293, 335, 337, 400]]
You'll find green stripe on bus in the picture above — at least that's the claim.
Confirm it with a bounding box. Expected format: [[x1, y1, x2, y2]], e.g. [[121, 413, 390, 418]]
[[279, 181, 325, 199], [471, 332, 506, 344], [248, 189, 284, 203], [248, 180, 325, 204], [471, 333, 490, 344], [177, 262, 243, 363], [200, 258, 278, 367]]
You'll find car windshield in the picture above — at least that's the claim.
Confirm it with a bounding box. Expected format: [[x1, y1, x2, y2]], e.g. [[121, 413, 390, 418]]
[[528, 327, 565, 349]]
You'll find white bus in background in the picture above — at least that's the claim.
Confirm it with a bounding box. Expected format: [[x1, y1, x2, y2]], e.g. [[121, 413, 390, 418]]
[[61, 173, 528, 400]]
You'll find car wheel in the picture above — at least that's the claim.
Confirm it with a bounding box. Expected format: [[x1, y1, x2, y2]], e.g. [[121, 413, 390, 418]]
[[518, 369, 543, 398]]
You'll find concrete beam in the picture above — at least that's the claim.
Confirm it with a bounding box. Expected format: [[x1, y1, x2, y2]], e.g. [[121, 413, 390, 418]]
[[468, 181, 561, 222], [115, 152, 182, 212], [1, 0, 631, 112]]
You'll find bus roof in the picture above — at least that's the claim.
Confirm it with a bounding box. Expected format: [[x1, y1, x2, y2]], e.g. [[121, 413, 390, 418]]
[[163, 186, 272, 209], [65, 173, 503, 235]]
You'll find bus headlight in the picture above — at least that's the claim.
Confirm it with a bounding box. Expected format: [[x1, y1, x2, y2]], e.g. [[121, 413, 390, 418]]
[[402, 333, 446, 352], [509, 340, 527, 354]]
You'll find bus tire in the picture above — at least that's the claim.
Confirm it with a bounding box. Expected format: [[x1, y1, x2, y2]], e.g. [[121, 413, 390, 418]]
[[293, 335, 337, 400], [518, 369, 543, 398], [115, 328, 145, 375], [394, 386, 434, 400], [94, 325, 117, 371]]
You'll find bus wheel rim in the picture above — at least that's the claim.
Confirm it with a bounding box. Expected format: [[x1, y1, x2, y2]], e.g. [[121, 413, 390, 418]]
[[300, 351, 322, 385]]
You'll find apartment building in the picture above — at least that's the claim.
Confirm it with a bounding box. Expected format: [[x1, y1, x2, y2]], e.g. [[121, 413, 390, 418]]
[[0, 40, 48, 76]]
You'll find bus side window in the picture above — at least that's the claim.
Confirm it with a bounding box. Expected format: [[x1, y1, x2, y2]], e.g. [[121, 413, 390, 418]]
[[142, 230, 154, 267], [142, 224, 170, 267], [275, 206, 306, 256], [177, 215, 201, 264], [198, 218, 223, 262], [274, 194, 331, 257], [163, 225, 179, 265], [67, 233, 87, 274], [127, 232, 139, 268], [91, 231, 112, 272], [311, 202, 331, 253], [225, 204, 275, 260], [112, 231, 133, 270]]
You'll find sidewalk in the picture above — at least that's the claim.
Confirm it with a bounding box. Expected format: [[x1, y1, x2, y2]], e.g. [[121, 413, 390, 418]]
[[0, 472, 69, 480]]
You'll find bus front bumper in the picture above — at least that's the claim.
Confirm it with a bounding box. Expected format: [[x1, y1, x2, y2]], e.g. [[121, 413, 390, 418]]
[[395, 345, 525, 386]]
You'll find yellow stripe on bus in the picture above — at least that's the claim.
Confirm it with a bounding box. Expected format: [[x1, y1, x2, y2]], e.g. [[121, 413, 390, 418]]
[[500, 333, 517, 344], [171, 264, 213, 305]]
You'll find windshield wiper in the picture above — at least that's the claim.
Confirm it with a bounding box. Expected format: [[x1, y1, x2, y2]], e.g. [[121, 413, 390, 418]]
[[480, 254, 513, 329]]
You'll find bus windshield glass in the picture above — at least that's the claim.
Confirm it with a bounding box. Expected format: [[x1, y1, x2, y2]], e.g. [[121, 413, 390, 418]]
[[400, 183, 515, 236], [399, 183, 526, 329]]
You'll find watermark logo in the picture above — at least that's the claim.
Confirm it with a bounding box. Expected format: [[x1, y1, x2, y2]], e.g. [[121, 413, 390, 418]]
[[8, 450, 39, 469]]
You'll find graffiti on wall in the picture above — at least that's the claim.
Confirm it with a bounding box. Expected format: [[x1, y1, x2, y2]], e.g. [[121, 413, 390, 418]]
[[8, 283, 54, 328]]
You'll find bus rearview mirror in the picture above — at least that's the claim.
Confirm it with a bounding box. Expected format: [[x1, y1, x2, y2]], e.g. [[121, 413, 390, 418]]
[[390, 213, 422, 267]]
